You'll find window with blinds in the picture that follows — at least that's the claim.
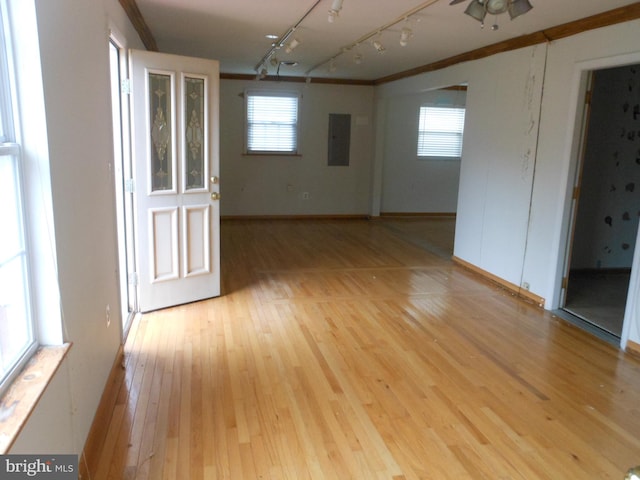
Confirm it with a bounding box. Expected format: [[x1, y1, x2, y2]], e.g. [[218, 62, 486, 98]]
[[417, 106, 465, 159], [246, 92, 299, 154]]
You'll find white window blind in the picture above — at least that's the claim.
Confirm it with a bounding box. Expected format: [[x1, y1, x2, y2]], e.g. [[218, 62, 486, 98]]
[[417, 106, 465, 158], [246, 92, 299, 154]]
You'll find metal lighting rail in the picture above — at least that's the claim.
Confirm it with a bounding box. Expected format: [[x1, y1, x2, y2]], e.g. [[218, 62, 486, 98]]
[[304, 0, 440, 77], [254, 0, 323, 74]]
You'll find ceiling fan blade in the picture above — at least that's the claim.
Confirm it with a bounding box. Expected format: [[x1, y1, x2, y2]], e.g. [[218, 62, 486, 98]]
[[449, 0, 467, 4]]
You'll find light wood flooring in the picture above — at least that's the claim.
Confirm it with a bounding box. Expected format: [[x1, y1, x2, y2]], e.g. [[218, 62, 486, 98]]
[[92, 218, 640, 479]]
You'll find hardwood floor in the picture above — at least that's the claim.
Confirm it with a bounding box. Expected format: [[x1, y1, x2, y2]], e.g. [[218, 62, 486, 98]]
[[93, 218, 640, 479]]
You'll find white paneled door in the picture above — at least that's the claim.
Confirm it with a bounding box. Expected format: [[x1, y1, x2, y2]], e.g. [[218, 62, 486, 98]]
[[130, 50, 220, 312]]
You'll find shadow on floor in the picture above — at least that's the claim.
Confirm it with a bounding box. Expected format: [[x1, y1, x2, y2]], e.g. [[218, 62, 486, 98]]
[[563, 269, 631, 338]]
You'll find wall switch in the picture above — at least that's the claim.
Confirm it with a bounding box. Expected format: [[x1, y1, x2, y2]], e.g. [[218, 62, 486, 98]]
[[302, 192, 310, 200]]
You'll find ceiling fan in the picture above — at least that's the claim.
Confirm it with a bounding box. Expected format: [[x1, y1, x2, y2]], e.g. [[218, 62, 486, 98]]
[[450, 0, 533, 26]]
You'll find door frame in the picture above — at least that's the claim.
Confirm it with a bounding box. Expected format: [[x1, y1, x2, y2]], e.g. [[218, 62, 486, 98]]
[[558, 52, 640, 349], [109, 29, 137, 339]]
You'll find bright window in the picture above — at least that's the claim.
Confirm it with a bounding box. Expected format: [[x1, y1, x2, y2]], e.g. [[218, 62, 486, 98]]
[[417, 106, 465, 158], [0, 0, 37, 395], [246, 91, 299, 154]]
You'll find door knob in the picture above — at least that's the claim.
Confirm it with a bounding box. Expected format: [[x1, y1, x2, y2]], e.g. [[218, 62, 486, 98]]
[[211, 192, 220, 201], [210, 176, 219, 184]]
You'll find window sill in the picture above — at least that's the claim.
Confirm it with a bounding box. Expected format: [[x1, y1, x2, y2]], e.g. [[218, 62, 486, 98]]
[[0, 343, 72, 453]]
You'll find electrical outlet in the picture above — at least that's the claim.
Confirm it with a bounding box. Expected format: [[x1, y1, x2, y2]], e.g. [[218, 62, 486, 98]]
[[522, 282, 530, 291], [302, 192, 310, 200]]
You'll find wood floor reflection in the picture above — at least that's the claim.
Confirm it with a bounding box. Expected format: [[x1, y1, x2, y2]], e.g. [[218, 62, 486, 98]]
[[93, 218, 640, 479]]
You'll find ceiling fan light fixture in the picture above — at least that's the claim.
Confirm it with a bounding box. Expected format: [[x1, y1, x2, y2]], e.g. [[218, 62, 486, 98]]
[[508, 0, 533, 19], [486, 0, 508, 15], [464, 0, 487, 22]]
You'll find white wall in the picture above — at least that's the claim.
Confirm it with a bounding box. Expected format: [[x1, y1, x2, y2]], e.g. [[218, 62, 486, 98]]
[[381, 89, 465, 214], [220, 80, 374, 216], [375, 44, 546, 288], [374, 19, 640, 348], [10, 0, 143, 454], [521, 21, 640, 344]]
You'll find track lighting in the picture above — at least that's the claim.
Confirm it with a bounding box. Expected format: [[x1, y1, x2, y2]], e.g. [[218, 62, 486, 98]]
[[284, 37, 301, 54], [400, 26, 413, 47], [304, 1, 442, 77], [372, 39, 385, 54], [328, 0, 343, 23]]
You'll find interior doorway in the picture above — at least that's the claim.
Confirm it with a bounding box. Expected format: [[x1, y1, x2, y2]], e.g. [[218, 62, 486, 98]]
[[562, 64, 640, 339]]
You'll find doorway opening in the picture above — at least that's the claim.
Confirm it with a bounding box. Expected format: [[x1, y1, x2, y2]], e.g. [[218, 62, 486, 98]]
[[561, 63, 640, 341]]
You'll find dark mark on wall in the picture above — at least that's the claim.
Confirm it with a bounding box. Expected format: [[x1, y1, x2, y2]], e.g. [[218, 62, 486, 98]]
[[622, 243, 630, 250], [623, 211, 631, 221], [626, 183, 635, 192], [605, 216, 613, 227]]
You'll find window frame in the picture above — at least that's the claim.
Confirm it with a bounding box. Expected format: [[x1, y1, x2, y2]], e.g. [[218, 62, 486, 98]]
[[244, 90, 301, 156], [0, 0, 38, 397], [417, 105, 466, 160]]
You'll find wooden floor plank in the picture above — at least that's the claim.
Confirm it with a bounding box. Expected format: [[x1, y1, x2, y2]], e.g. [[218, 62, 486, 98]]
[[91, 218, 640, 479]]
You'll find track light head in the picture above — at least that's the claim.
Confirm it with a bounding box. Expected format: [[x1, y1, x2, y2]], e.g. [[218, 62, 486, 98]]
[[328, 0, 343, 22], [284, 38, 301, 54], [400, 26, 413, 47]]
